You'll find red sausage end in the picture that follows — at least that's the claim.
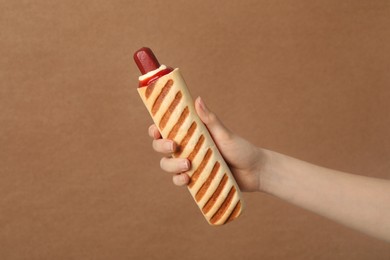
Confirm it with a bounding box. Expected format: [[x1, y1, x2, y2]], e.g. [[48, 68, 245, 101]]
[[133, 47, 161, 75]]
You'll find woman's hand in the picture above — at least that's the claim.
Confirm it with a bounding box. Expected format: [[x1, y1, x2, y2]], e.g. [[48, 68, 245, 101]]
[[148, 97, 263, 192]]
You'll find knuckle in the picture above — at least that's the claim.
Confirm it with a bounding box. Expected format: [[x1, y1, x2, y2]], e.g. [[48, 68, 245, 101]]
[[148, 125, 154, 137], [152, 139, 159, 152], [160, 157, 167, 169], [208, 112, 217, 123]]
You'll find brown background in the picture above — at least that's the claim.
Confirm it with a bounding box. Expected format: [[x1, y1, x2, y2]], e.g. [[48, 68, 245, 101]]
[[1, 0, 389, 259]]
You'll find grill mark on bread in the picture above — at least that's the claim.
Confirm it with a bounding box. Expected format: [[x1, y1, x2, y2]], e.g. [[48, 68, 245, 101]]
[[167, 106, 189, 140], [140, 70, 243, 225], [145, 81, 156, 99], [159, 91, 182, 130], [202, 174, 228, 214], [225, 201, 242, 224], [187, 135, 205, 162], [195, 162, 220, 202], [151, 79, 173, 115], [175, 122, 197, 157], [188, 148, 212, 188], [210, 186, 236, 224]]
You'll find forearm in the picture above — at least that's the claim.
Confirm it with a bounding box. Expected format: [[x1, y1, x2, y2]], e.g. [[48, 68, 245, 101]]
[[259, 148, 390, 242]]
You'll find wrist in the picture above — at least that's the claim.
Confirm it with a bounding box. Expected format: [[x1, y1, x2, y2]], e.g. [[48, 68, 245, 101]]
[[256, 148, 282, 193]]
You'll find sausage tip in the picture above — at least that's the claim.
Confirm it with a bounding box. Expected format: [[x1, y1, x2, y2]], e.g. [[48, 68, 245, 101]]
[[134, 47, 161, 75]]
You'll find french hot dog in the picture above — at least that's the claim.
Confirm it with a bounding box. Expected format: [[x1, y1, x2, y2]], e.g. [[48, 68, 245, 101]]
[[134, 47, 244, 225]]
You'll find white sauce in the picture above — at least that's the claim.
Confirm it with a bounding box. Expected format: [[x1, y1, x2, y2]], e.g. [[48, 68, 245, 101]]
[[138, 65, 167, 81]]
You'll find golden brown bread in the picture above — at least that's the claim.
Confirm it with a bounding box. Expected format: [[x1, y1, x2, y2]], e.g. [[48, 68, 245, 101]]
[[138, 68, 244, 225]]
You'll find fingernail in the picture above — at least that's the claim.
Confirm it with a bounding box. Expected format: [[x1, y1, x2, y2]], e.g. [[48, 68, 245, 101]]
[[164, 141, 174, 152], [198, 97, 209, 114], [179, 174, 189, 186], [182, 160, 190, 170], [180, 174, 187, 184]]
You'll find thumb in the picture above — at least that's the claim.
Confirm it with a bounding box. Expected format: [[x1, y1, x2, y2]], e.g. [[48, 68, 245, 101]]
[[195, 96, 232, 142]]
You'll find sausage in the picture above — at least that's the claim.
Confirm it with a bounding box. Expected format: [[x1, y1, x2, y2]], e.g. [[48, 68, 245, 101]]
[[134, 47, 174, 87], [133, 47, 161, 75]]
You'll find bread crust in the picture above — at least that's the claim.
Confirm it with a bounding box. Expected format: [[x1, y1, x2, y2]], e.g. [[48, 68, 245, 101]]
[[138, 69, 244, 225]]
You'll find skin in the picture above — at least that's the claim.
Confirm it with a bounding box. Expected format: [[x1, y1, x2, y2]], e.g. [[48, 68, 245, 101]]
[[148, 97, 390, 242]]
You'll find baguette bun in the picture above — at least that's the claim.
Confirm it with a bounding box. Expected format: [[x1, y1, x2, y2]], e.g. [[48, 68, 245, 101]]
[[138, 69, 244, 225]]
